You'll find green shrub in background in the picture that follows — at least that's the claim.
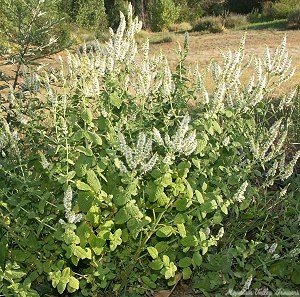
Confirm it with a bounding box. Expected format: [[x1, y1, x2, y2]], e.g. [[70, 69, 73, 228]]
[[262, 0, 300, 20], [57, 0, 108, 39], [224, 14, 248, 29], [0, 0, 71, 91], [1, 3, 300, 297], [176, 0, 204, 22], [193, 16, 224, 33], [76, 0, 108, 37], [150, 0, 180, 31], [226, 0, 262, 14], [199, 0, 225, 16], [288, 8, 300, 28], [104, 0, 129, 29]]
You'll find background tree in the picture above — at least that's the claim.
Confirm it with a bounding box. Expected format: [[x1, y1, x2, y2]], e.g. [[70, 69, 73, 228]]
[[0, 0, 69, 90], [150, 0, 180, 31], [104, 0, 128, 29], [226, 0, 263, 14]]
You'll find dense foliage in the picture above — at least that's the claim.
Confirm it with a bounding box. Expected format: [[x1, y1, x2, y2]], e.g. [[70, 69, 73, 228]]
[[0, 3, 299, 297], [149, 0, 179, 31]]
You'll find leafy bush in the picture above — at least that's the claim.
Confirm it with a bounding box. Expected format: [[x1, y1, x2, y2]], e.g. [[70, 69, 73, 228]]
[[224, 14, 248, 29], [200, 0, 225, 16], [1, 3, 299, 297], [75, 0, 108, 34], [105, 0, 129, 29], [288, 8, 300, 28], [226, 0, 262, 14], [177, 1, 204, 22], [168, 22, 192, 32], [262, 0, 300, 20], [150, 0, 180, 31], [193, 16, 224, 33], [0, 0, 71, 90]]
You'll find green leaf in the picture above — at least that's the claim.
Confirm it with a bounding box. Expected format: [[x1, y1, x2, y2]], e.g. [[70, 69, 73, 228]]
[[192, 158, 201, 169], [67, 276, 80, 293], [192, 251, 203, 267], [163, 262, 177, 279], [64, 229, 80, 245], [61, 267, 71, 281], [200, 200, 218, 213], [162, 255, 170, 266], [178, 161, 191, 178], [182, 267, 192, 279], [181, 235, 198, 247], [177, 223, 186, 238], [158, 173, 173, 187], [196, 138, 208, 153], [109, 229, 122, 251], [0, 240, 7, 271], [57, 281, 67, 294], [85, 131, 102, 145], [49, 271, 61, 288], [155, 242, 169, 253], [76, 222, 94, 246], [145, 181, 157, 202], [110, 91, 122, 108], [88, 234, 105, 255], [147, 247, 159, 259], [178, 257, 192, 268], [141, 276, 157, 289], [291, 265, 300, 284], [149, 259, 164, 270], [115, 208, 131, 225], [125, 200, 143, 218], [224, 109, 233, 117], [212, 120, 222, 134], [81, 109, 93, 123], [86, 205, 100, 226], [86, 169, 101, 193], [76, 146, 93, 156], [175, 198, 189, 211], [73, 246, 92, 260], [76, 180, 92, 191], [77, 191, 94, 212], [220, 204, 228, 215], [185, 181, 193, 199], [212, 211, 223, 224], [174, 213, 185, 224], [156, 226, 173, 238], [156, 190, 170, 206], [195, 190, 204, 204], [199, 230, 207, 242]]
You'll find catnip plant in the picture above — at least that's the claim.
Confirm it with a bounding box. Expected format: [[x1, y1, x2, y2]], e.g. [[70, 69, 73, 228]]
[[0, 3, 299, 296]]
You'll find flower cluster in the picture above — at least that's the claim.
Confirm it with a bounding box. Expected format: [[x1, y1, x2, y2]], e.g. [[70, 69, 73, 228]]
[[233, 181, 248, 202], [117, 132, 158, 174], [153, 115, 198, 157], [61, 186, 83, 224]]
